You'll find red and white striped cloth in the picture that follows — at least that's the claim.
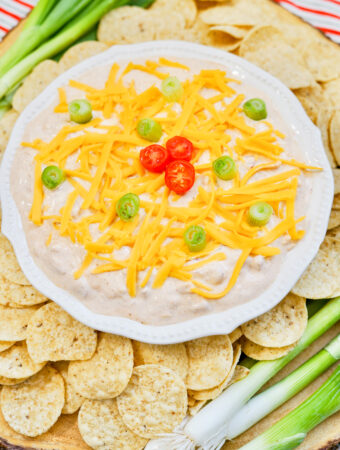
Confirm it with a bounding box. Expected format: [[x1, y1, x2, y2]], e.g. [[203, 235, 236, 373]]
[[0, 0, 37, 41], [0, 0, 339, 43], [273, 0, 340, 43]]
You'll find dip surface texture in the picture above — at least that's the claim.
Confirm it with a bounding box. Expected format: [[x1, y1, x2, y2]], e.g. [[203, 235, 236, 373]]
[[11, 57, 315, 325]]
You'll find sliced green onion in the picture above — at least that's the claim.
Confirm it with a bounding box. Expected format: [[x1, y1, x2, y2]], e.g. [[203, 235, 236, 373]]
[[225, 333, 340, 439], [137, 118, 162, 142], [240, 364, 340, 450], [212, 156, 237, 181], [243, 98, 267, 121], [182, 297, 340, 448], [184, 225, 207, 252], [247, 201, 273, 227], [41, 165, 65, 189], [116, 193, 140, 222], [161, 76, 183, 102], [69, 99, 92, 123]]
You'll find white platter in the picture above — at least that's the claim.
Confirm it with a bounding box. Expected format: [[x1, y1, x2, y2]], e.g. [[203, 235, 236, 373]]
[[0, 41, 334, 344]]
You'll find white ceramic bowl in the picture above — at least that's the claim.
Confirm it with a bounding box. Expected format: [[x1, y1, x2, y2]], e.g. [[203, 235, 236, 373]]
[[0, 41, 334, 343]]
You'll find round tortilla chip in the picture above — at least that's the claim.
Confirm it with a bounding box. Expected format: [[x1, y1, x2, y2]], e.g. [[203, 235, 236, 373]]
[[0, 233, 30, 285], [151, 0, 197, 27], [68, 333, 133, 400], [0, 341, 45, 379], [241, 293, 307, 347], [26, 302, 97, 363], [117, 364, 187, 439], [188, 398, 208, 416], [239, 26, 314, 90], [78, 398, 147, 450], [185, 335, 233, 390], [316, 107, 336, 168], [199, 1, 262, 26], [132, 341, 188, 380], [0, 110, 18, 159], [240, 336, 297, 360], [53, 361, 85, 415], [298, 39, 340, 82], [328, 209, 340, 231], [0, 341, 15, 353], [0, 304, 40, 342], [293, 85, 328, 125], [330, 110, 340, 166], [0, 275, 47, 307], [292, 235, 340, 299], [59, 41, 109, 72], [323, 77, 340, 109], [98, 7, 157, 44], [0, 375, 28, 386], [0, 366, 64, 437], [12, 60, 61, 113], [209, 24, 251, 39], [189, 342, 241, 401], [229, 327, 242, 343], [229, 365, 250, 385]]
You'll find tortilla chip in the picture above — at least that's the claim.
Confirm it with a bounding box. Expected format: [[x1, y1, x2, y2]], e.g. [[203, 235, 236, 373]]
[[188, 398, 208, 416], [293, 85, 328, 124], [292, 234, 340, 299], [0, 342, 15, 353], [298, 39, 340, 82], [0, 110, 18, 159], [117, 364, 187, 439], [0, 233, 30, 285], [241, 293, 307, 347], [151, 0, 197, 27], [229, 327, 242, 343], [68, 333, 133, 400], [0, 366, 64, 437], [0, 275, 47, 307], [185, 335, 233, 390], [330, 110, 340, 166], [78, 398, 147, 450], [328, 209, 340, 231], [53, 361, 85, 415], [240, 336, 297, 360], [323, 77, 340, 108], [0, 305, 40, 342], [12, 60, 61, 113], [333, 194, 340, 210], [208, 24, 251, 39], [199, 1, 262, 26], [230, 365, 250, 384], [333, 169, 340, 195], [59, 41, 109, 72], [239, 26, 314, 90], [26, 302, 97, 363], [316, 107, 336, 168], [0, 342, 45, 379], [132, 341, 188, 381], [0, 375, 28, 386], [98, 7, 186, 44], [189, 343, 241, 401]]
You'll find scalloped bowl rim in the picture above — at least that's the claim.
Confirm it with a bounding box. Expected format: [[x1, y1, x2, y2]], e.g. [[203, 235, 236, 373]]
[[0, 41, 334, 343]]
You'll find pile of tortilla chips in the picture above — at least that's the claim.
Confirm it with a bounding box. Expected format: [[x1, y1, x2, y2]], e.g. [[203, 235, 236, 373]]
[[0, 0, 339, 448]]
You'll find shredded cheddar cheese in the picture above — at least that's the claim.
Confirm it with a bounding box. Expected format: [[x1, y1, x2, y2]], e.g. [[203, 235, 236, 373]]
[[24, 58, 320, 300]]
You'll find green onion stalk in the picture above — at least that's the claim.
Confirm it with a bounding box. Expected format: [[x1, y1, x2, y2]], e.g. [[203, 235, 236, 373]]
[[181, 297, 340, 449], [239, 363, 340, 450], [0, 0, 155, 101], [0, 0, 94, 77], [224, 333, 340, 439]]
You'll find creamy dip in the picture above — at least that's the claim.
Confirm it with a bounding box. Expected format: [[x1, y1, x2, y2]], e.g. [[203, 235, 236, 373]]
[[11, 57, 314, 325]]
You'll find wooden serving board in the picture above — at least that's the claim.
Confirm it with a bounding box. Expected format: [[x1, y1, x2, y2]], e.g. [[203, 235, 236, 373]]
[[0, 1, 339, 449]]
